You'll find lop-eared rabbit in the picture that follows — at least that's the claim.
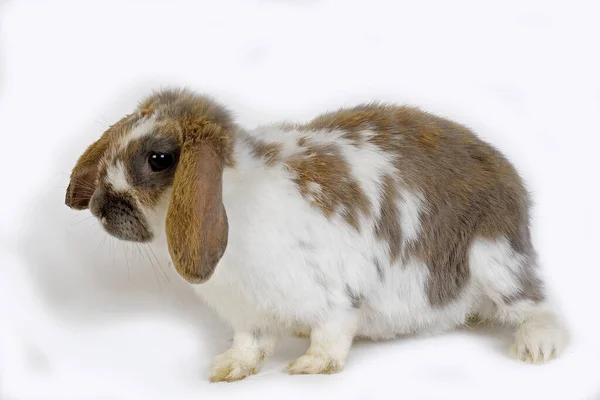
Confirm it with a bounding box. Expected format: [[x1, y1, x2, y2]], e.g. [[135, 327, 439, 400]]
[[66, 89, 568, 382]]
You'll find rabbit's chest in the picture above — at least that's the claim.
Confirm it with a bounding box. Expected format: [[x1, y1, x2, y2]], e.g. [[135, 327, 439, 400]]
[[189, 190, 377, 327]]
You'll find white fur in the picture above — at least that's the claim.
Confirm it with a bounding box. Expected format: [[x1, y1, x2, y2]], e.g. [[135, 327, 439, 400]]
[[141, 189, 171, 242], [119, 115, 156, 150], [469, 236, 525, 304], [356, 257, 478, 339], [469, 237, 568, 362], [142, 126, 567, 380], [398, 188, 425, 246], [337, 132, 397, 223], [105, 160, 130, 192]]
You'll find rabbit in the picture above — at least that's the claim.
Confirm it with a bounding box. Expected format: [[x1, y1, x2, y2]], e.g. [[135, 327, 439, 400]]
[[65, 87, 568, 382]]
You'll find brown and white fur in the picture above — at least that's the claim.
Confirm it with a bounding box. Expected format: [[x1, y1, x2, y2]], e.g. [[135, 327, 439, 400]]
[[65, 88, 568, 382]]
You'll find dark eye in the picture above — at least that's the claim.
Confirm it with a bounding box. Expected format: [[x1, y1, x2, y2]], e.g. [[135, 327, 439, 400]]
[[148, 152, 174, 172]]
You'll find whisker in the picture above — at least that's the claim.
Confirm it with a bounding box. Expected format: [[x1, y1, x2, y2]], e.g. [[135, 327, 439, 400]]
[[134, 243, 145, 267], [68, 177, 96, 186], [67, 177, 98, 191], [139, 244, 163, 290], [95, 234, 108, 253], [68, 182, 97, 192], [65, 196, 93, 202], [64, 188, 96, 196], [65, 185, 93, 192], [122, 242, 130, 282], [66, 174, 95, 183], [131, 243, 139, 261], [146, 244, 169, 282], [111, 237, 116, 270], [70, 215, 95, 226]]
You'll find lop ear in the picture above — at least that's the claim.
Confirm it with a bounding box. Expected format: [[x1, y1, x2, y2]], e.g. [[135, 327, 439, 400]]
[[65, 132, 112, 210], [166, 141, 229, 284]]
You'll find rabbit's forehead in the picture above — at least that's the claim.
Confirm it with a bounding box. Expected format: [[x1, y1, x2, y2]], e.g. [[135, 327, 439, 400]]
[[98, 116, 156, 174], [117, 115, 159, 152], [105, 115, 180, 161], [99, 115, 180, 193]]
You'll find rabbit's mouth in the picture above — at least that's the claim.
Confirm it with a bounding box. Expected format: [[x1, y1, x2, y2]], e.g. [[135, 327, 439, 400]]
[[89, 187, 153, 243]]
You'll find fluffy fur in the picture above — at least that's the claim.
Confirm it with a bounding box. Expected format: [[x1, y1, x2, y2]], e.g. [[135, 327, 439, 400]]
[[65, 88, 568, 382]]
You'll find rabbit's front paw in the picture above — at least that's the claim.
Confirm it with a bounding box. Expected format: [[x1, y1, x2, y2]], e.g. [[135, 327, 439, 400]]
[[287, 352, 343, 375], [209, 349, 262, 382], [288, 311, 356, 375]]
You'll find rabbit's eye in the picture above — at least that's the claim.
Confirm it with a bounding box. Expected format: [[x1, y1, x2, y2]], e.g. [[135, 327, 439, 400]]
[[148, 152, 174, 172]]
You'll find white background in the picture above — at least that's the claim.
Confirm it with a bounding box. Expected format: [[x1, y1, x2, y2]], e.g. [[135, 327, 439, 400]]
[[1, 0, 599, 399]]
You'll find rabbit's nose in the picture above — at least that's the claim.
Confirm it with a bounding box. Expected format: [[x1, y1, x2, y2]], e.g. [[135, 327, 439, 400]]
[[92, 189, 136, 220]]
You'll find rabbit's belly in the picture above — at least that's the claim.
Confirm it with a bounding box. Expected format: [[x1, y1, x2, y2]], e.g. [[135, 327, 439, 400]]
[[193, 253, 478, 339], [354, 259, 478, 339]]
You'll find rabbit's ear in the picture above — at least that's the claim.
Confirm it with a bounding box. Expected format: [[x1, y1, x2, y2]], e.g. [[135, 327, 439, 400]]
[[166, 140, 228, 284], [65, 119, 123, 209]]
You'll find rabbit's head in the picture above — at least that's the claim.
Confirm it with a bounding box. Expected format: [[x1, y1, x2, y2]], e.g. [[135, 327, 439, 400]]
[[65, 88, 235, 284]]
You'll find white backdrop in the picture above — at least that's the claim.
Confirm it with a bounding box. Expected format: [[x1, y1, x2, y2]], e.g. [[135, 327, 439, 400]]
[[1, 0, 599, 399]]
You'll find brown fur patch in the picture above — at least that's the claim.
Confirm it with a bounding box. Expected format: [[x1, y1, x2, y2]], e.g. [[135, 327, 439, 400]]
[[299, 104, 396, 133], [244, 134, 282, 166], [133, 88, 237, 166], [374, 174, 403, 262], [418, 125, 441, 149], [284, 139, 371, 231], [341, 130, 362, 147], [292, 103, 543, 307], [297, 135, 309, 147]]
